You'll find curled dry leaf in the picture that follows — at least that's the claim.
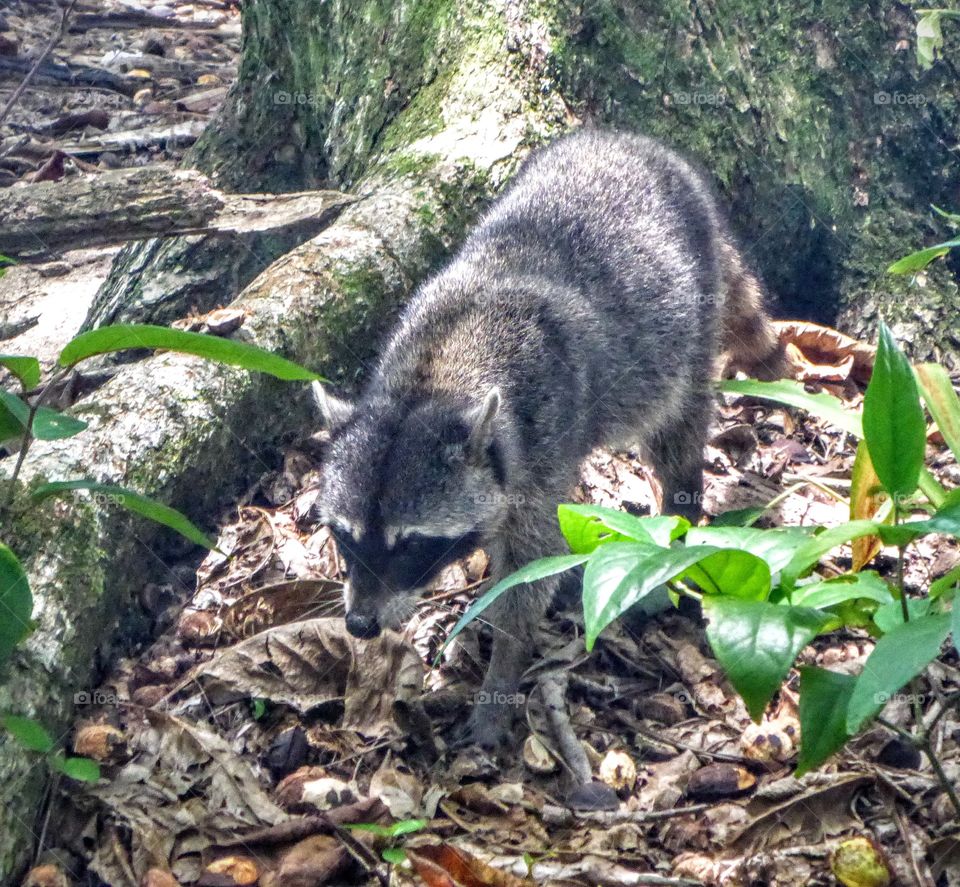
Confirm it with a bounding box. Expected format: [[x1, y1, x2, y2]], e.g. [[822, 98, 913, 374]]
[[196, 617, 423, 735], [73, 724, 126, 762], [522, 734, 557, 774], [741, 715, 799, 764], [685, 763, 756, 801], [406, 843, 535, 887], [199, 856, 259, 886], [21, 864, 69, 887], [598, 749, 637, 795], [774, 320, 876, 384]]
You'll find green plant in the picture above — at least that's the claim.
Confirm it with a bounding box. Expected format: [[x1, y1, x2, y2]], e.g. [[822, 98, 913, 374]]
[[343, 818, 428, 864], [446, 322, 959, 821], [1, 323, 321, 748], [2, 716, 99, 783]]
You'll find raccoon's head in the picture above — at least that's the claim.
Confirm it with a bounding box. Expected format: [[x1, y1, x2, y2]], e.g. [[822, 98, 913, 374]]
[[313, 383, 509, 640]]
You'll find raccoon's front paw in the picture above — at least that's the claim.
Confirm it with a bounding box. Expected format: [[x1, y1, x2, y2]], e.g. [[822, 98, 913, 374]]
[[453, 699, 515, 751]]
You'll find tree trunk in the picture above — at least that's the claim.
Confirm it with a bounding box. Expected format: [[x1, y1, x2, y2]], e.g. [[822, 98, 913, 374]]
[[4, 0, 960, 879]]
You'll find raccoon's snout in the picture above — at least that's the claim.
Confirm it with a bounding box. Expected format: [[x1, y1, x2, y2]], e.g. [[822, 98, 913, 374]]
[[345, 611, 381, 639]]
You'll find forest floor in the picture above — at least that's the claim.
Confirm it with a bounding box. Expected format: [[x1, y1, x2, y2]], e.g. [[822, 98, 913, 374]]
[[3, 4, 960, 887], [24, 319, 960, 887]]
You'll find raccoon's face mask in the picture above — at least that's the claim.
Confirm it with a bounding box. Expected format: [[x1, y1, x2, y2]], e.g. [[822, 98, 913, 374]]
[[313, 384, 508, 639]]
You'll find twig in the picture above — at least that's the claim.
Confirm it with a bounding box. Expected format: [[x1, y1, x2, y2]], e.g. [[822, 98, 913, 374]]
[[0, 0, 80, 128]]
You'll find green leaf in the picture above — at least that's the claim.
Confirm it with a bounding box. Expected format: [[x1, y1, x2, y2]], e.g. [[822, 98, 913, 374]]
[[703, 597, 834, 722], [682, 549, 771, 600], [846, 613, 951, 733], [790, 572, 895, 611], [887, 240, 960, 274], [33, 480, 216, 549], [931, 564, 960, 600], [53, 755, 101, 782], [781, 520, 885, 589], [0, 390, 87, 441], [581, 544, 768, 648], [719, 379, 863, 437], [796, 667, 856, 776], [0, 544, 33, 665], [59, 324, 321, 381], [916, 363, 960, 464], [440, 554, 589, 656], [31, 407, 88, 440], [862, 323, 925, 501], [0, 355, 40, 389], [345, 819, 427, 838], [686, 526, 813, 576], [711, 506, 765, 528], [876, 498, 960, 546], [2, 715, 54, 753], [953, 595, 959, 657], [557, 504, 684, 553], [872, 597, 932, 634], [916, 10, 944, 69], [382, 848, 407, 864], [0, 397, 24, 442]]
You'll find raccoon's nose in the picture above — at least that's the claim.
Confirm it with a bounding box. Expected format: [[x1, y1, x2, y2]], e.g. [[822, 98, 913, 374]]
[[345, 611, 381, 639]]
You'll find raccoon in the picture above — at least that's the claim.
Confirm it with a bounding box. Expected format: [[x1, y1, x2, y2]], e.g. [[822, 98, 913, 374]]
[[312, 129, 785, 748]]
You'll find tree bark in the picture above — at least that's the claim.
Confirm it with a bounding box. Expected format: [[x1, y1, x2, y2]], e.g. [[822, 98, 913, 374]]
[[4, 0, 960, 879]]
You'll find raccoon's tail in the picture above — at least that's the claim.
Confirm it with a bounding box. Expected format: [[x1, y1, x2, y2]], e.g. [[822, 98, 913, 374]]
[[717, 238, 788, 380]]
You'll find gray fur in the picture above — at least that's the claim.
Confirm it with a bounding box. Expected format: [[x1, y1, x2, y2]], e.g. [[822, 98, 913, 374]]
[[314, 129, 783, 746]]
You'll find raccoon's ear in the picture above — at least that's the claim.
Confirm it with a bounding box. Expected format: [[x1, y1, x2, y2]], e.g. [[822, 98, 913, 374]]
[[312, 381, 355, 429], [466, 386, 501, 459]]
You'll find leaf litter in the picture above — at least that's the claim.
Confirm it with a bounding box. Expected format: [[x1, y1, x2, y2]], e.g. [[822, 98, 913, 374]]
[[26, 320, 960, 886]]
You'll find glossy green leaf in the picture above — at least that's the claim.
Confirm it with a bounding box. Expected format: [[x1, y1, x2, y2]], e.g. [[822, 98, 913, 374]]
[[0, 390, 87, 441], [781, 520, 884, 589], [872, 597, 932, 634], [31, 407, 87, 440], [686, 526, 813, 576], [440, 554, 589, 656], [345, 819, 427, 837], [382, 848, 407, 864], [887, 239, 960, 273], [876, 498, 960, 546], [581, 544, 770, 647], [790, 572, 895, 611], [862, 323, 925, 501], [703, 597, 834, 722], [33, 480, 216, 549], [682, 548, 771, 599], [0, 355, 40, 389], [0, 544, 32, 666], [2, 715, 54, 753], [916, 10, 944, 69], [711, 506, 765, 528], [0, 398, 24, 441], [719, 379, 862, 437], [796, 667, 856, 776], [916, 363, 960, 464], [558, 504, 684, 553], [931, 564, 960, 600], [59, 324, 321, 381], [846, 613, 951, 733], [53, 755, 101, 782]]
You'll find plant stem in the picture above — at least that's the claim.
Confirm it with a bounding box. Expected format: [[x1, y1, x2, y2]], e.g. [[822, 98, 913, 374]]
[[918, 734, 960, 825]]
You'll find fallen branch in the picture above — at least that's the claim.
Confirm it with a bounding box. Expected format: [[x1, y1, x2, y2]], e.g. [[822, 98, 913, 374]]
[[0, 166, 355, 261]]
